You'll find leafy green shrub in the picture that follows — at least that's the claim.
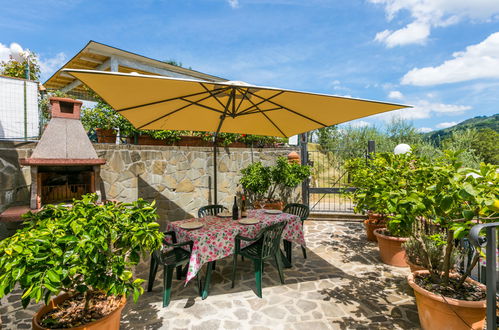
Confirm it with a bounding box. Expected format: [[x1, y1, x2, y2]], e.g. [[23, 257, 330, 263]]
[[0, 194, 163, 309], [142, 129, 186, 143], [240, 157, 310, 204]]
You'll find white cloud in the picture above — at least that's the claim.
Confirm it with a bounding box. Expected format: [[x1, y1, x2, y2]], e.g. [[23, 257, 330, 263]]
[[0, 43, 11, 62], [436, 121, 458, 129], [370, 0, 499, 47], [350, 120, 371, 128], [417, 127, 433, 133], [0, 42, 66, 81], [374, 99, 471, 121], [402, 32, 499, 85], [388, 90, 404, 100], [375, 22, 430, 48], [39, 52, 67, 81], [227, 0, 239, 8]]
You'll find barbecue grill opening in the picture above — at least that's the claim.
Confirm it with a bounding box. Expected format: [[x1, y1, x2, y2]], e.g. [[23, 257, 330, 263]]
[[38, 166, 94, 204]]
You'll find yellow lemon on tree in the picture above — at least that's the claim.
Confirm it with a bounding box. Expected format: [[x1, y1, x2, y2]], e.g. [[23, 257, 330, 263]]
[[490, 200, 499, 212]]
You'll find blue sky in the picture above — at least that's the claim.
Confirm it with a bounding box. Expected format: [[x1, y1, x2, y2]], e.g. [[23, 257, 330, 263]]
[[1, 0, 498, 132]]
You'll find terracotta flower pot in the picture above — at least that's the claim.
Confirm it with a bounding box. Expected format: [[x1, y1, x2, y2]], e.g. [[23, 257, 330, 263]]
[[364, 213, 387, 242], [32, 293, 126, 330], [253, 200, 285, 210], [373, 228, 409, 267], [136, 135, 169, 146], [407, 270, 486, 330], [406, 259, 426, 272], [95, 128, 117, 144]]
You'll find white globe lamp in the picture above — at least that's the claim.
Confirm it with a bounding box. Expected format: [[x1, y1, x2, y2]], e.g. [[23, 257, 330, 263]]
[[394, 144, 411, 155]]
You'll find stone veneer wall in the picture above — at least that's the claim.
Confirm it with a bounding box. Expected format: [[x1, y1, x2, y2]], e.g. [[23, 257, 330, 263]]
[[0, 141, 300, 229], [0, 141, 32, 212]]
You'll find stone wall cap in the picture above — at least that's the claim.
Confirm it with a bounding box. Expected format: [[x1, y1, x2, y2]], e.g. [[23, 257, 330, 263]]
[[19, 158, 106, 166], [0, 205, 39, 223]]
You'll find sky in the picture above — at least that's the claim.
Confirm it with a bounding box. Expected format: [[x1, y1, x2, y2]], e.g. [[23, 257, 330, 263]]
[[1, 0, 498, 133]]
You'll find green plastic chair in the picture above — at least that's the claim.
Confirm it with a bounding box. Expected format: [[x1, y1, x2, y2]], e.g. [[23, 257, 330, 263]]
[[147, 231, 194, 307], [283, 203, 310, 259], [231, 221, 288, 298], [198, 204, 227, 218]]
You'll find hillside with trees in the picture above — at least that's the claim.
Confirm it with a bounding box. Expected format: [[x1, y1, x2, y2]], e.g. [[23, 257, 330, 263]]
[[426, 114, 498, 143]]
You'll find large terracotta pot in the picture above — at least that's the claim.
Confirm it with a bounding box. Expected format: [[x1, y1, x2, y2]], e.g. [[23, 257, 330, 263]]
[[95, 128, 117, 144], [32, 293, 126, 330], [253, 200, 285, 210], [407, 270, 486, 330], [373, 228, 409, 267], [364, 213, 387, 242]]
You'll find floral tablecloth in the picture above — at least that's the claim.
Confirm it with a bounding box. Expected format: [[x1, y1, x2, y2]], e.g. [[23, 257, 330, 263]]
[[165, 209, 304, 283]]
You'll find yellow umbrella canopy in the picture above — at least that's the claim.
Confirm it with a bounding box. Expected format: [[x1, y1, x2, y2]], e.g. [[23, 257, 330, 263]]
[[64, 69, 409, 138]]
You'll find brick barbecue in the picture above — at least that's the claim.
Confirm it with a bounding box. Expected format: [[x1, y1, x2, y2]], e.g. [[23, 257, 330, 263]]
[[18, 97, 105, 209]]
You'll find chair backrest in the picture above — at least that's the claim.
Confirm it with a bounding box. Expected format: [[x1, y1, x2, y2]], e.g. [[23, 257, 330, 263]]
[[283, 203, 310, 221], [198, 204, 226, 218], [258, 221, 287, 259]]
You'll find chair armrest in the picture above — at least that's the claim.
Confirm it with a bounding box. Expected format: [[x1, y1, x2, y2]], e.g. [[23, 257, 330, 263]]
[[234, 234, 259, 254], [170, 240, 194, 249], [163, 231, 178, 244], [235, 234, 259, 242]]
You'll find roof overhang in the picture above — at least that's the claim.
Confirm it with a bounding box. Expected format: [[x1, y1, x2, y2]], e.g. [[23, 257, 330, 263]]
[[44, 40, 227, 101]]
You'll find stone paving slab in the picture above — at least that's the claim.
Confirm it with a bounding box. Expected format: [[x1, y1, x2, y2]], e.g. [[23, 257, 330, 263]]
[[0, 221, 420, 329]]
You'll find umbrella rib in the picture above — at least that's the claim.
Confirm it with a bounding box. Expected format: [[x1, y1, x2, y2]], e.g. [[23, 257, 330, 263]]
[[116, 86, 229, 113], [215, 92, 233, 134], [234, 88, 250, 113], [244, 89, 329, 127], [236, 90, 284, 115], [235, 107, 281, 116], [179, 97, 225, 114], [135, 90, 227, 129], [199, 83, 227, 109], [244, 94, 287, 137]]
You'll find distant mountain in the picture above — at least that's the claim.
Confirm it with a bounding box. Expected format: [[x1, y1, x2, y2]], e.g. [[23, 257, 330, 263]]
[[426, 114, 498, 143]]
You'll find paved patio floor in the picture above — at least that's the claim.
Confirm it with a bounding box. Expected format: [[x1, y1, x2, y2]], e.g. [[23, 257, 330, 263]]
[[1, 221, 420, 329]]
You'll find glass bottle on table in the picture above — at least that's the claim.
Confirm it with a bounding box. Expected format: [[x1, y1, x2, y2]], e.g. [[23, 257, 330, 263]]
[[232, 196, 239, 220], [241, 195, 247, 218]]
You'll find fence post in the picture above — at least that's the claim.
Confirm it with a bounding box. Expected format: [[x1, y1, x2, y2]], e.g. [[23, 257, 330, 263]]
[[469, 222, 498, 330], [300, 133, 309, 206], [367, 140, 375, 156]]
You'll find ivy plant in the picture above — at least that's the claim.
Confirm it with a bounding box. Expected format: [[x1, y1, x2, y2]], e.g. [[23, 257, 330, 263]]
[[0, 194, 163, 310]]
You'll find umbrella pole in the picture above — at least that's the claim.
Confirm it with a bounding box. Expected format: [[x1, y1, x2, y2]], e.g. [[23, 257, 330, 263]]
[[213, 135, 218, 205]]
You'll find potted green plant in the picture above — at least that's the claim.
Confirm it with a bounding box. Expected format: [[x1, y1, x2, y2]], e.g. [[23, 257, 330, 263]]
[[369, 152, 432, 267], [135, 130, 186, 145], [81, 103, 120, 143], [403, 155, 498, 330], [345, 156, 391, 242], [240, 157, 310, 210], [0, 194, 163, 330]]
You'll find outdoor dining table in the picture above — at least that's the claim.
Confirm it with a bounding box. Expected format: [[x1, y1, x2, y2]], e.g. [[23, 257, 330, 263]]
[[164, 209, 306, 299]]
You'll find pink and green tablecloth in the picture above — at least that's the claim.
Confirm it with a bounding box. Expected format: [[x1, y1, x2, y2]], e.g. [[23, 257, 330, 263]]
[[164, 209, 305, 283]]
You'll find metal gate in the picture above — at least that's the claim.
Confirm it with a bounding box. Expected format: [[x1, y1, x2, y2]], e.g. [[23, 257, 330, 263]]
[[302, 138, 374, 213], [307, 148, 355, 213]]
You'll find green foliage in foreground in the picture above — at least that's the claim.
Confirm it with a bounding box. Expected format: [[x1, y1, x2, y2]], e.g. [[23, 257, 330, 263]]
[[347, 149, 498, 287], [0, 194, 163, 309], [240, 157, 311, 204]]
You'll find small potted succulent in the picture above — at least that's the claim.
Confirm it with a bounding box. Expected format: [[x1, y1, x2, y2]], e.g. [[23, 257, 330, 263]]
[[0, 194, 163, 330], [403, 156, 498, 330], [240, 157, 310, 210]]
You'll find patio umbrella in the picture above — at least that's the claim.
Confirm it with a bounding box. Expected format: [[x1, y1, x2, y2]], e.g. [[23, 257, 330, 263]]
[[64, 69, 409, 203]]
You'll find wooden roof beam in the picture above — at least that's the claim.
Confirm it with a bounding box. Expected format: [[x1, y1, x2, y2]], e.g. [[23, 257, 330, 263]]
[[61, 58, 111, 92], [79, 56, 104, 64]]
